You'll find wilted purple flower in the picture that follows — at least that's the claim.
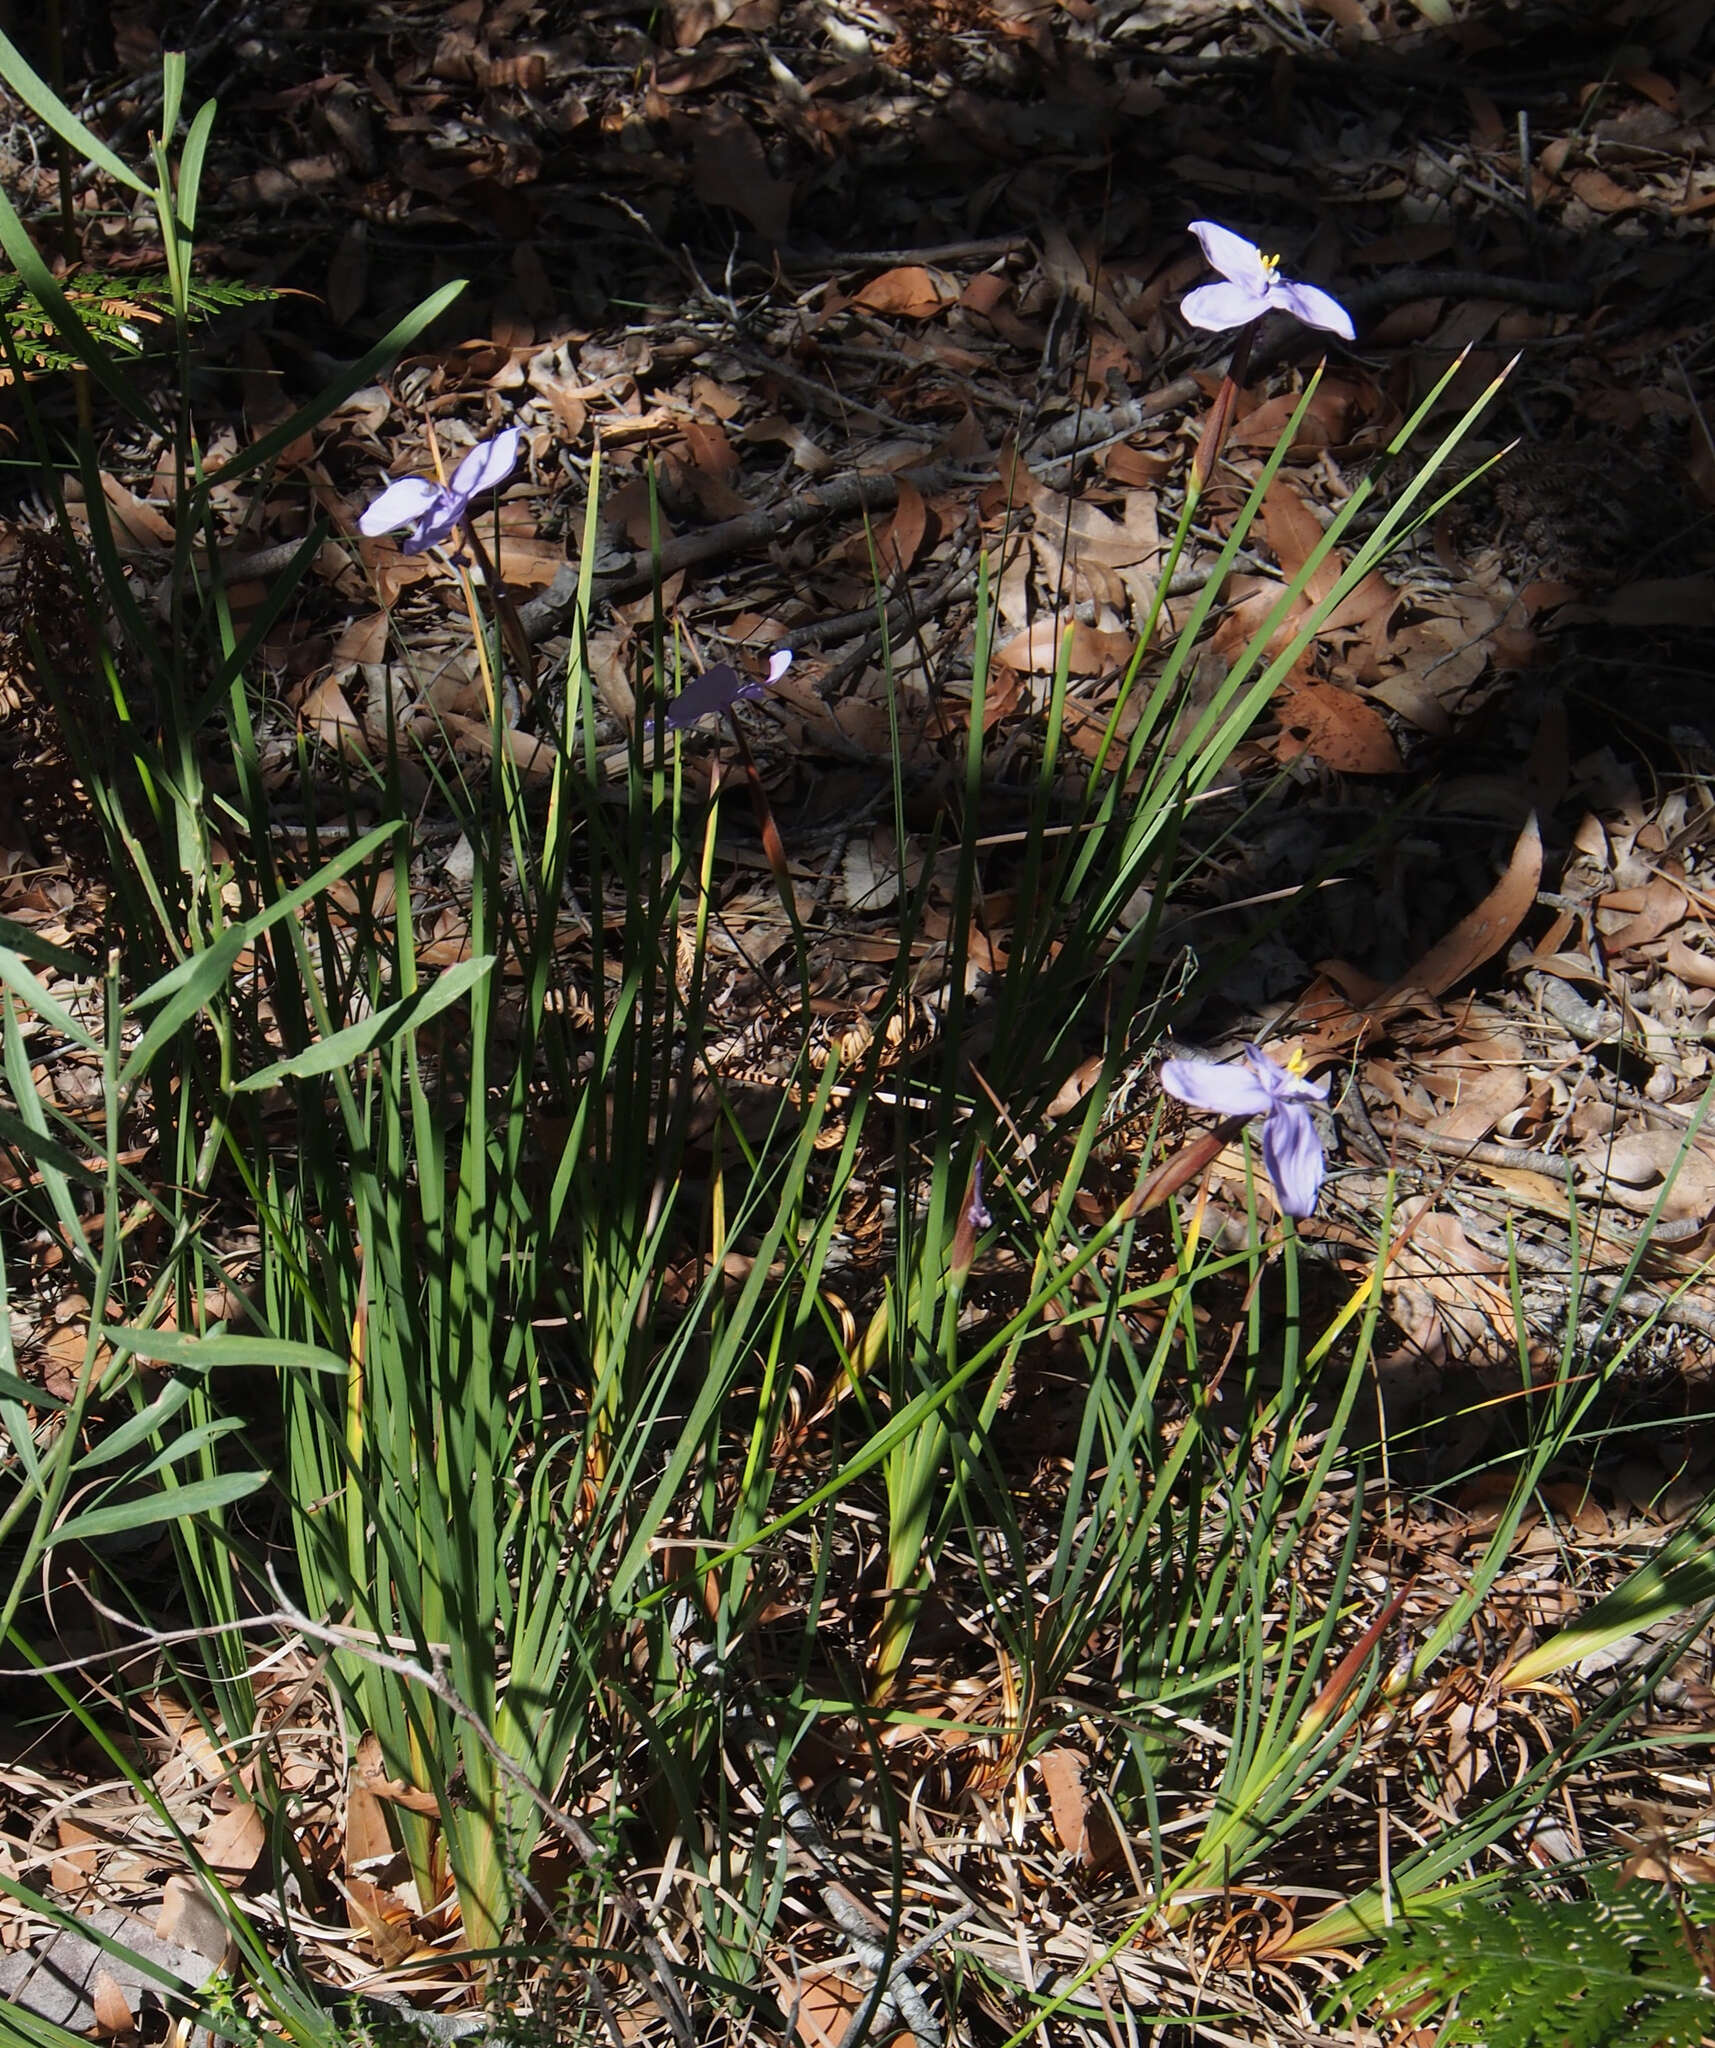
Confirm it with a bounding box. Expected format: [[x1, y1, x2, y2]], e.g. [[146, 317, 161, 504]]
[[1182, 222, 1355, 342], [1160, 1043, 1329, 1219], [950, 1148, 991, 1283], [665, 648, 792, 731], [965, 1153, 991, 1233], [358, 427, 522, 555]]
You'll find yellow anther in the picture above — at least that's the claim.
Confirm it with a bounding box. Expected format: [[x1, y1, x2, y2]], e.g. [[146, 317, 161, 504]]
[[1284, 1045, 1308, 1076], [1261, 251, 1281, 279]]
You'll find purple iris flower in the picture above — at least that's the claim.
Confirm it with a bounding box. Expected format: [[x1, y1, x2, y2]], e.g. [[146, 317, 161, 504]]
[[1160, 1043, 1330, 1219], [357, 427, 522, 555], [1182, 222, 1355, 342], [665, 648, 792, 731]]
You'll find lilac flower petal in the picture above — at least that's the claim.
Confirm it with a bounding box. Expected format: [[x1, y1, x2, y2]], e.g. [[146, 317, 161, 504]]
[[1188, 220, 1270, 291], [402, 510, 463, 554], [767, 648, 794, 685], [1241, 1045, 1329, 1104], [1260, 1101, 1325, 1218], [664, 662, 765, 730], [1181, 280, 1269, 332], [1161, 1058, 1276, 1119], [358, 477, 446, 537], [450, 426, 522, 503], [1271, 280, 1355, 341]]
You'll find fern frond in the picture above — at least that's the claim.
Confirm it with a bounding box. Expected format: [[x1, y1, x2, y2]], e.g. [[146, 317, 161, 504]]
[[0, 269, 274, 383], [1336, 1870, 1715, 2048]]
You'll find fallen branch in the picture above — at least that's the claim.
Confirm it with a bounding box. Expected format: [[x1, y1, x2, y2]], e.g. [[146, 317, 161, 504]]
[[521, 465, 963, 644]]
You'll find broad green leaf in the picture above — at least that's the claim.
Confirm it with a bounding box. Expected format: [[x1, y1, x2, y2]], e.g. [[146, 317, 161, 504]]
[[1505, 1526, 1715, 1688], [76, 1376, 199, 1469], [51, 1470, 266, 1547], [136, 1418, 247, 1478], [0, 1369, 60, 1408], [0, 920, 91, 979], [120, 822, 401, 1093], [176, 97, 219, 238], [0, 947, 96, 1051], [233, 955, 495, 1090], [97, 1326, 348, 1376]]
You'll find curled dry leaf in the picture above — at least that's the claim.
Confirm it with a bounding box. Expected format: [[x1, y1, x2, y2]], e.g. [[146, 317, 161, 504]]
[[876, 476, 930, 576], [994, 618, 1133, 677], [1575, 1128, 1715, 1221], [1383, 810, 1542, 1005], [1037, 1746, 1122, 1869], [90, 1969, 135, 2039], [852, 264, 960, 319], [358, 1727, 444, 1814], [1600, 875, 1688, 953]]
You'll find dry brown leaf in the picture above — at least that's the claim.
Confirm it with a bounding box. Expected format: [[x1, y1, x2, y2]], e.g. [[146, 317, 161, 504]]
[[1038, 222, 1144, 353], [495, 536, 565, 587], [1383, 1202, 1517, 1364], [671, 0, 779, 45], [342, 1873, 424, 1968], [345, 1777, 394, 1872], [526, 359, 588, 441], [51, 1818, 99, 1894], [156, 1876, 234, 1969], [1103, 442, 1172, 487], [876, 477, 929, 576], [90, 1967, 135, 2039], [994, 619, 1132, 676], [101, 472, 175, 550], [325, 220, 369, 328], [680, 417, 739, 478], [741, 413, 833, 476], [332, 611, 390, 666], [1210, 575, 1314, 677], [1306, 0, 1376, 31], [1263, 479, 1341, 610], [1274, 680, 1402, 774], [693, 107, 793, 243], [1601, 876, 1687, 954], [199, 1796, 266, 1879], [1664, 937, 1715, 990], [1422, 1060, 1528, 1144], [1039, 1746, 1089, 1854], [1576, 1128, 1715, 1221], [1384, 811, 1542, 1003], [584, 630, 637, 722], [1037, 1746, 1121, 1868], [852, 265, 959, 320], [655, 45, 749, 91], [786, 1968, 868, 2048], [353, 1729, 441, 1813], [1569, 167, 1643, 213], [300, 674, 371, 762]]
